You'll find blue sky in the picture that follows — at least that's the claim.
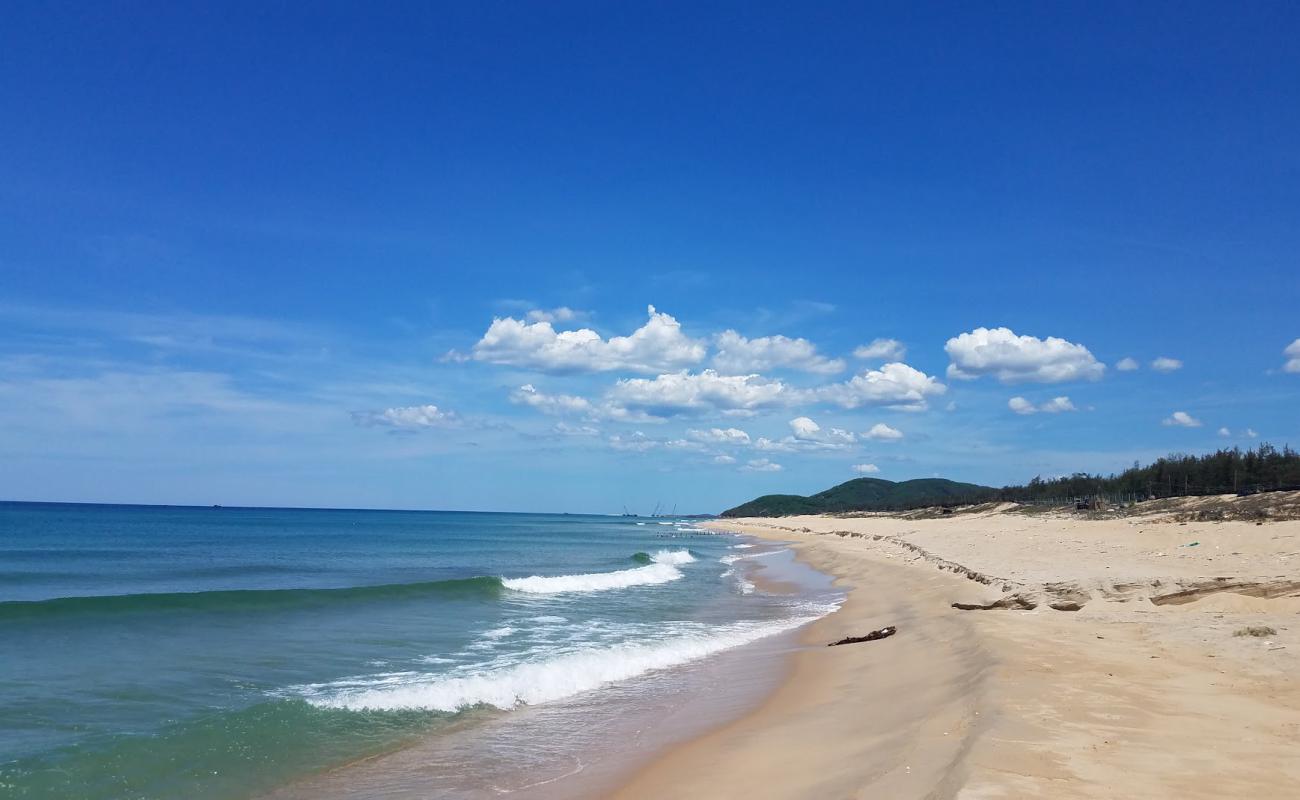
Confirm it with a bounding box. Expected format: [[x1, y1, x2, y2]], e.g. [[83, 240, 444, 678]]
[[2, 2, 1298, 512]]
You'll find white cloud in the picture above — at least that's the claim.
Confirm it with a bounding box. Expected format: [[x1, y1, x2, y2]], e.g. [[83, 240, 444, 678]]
[[713, 454, 737, 464], [606, 370, 797, 418], [741, 458, 783, 472], [608, 431, 658, 452], [945, 327, 1105, 383], [686, 427, 752, 445], [1150, 357, 1183, 373], [553, 422, 600, 437], [1283, 339, 1300, 373], [864, 423, 904, 440], [1220, 425, 1261, 439], [818, 363, 947, 411], [789, 416, 823, 440], [712, 330, 844, 375], [789, 416, 857, 445], [1162, 411, 1202, 428], [852, 463, 881, 474], [525, 307, 580, 324], [1116, 357, 1140, 371], [663, 438, 707, 451], [511, 384, 594, 416], [472, 305, 706, 374], [1008, 396, 1037, 415], [353, 404, 458, 429], [853, 338, 906, 361], [754, 416, 860, 453], [1009, 396, 1077, 415], [1039, 396, 1077, 413]]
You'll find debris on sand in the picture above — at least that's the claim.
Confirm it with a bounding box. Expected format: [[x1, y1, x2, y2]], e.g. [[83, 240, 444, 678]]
[[828, 626, 897, 646]]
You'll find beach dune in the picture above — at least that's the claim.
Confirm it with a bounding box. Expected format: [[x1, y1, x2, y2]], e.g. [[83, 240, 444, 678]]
[[616, 503, 1300, 798]]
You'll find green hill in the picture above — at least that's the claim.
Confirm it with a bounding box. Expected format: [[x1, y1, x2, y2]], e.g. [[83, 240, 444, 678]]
[[721, 477, 994, 517]]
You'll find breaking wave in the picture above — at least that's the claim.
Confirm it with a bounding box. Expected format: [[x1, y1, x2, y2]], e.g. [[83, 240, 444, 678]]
[[502, 550, 695, 594], [297, 607, 833, 713]]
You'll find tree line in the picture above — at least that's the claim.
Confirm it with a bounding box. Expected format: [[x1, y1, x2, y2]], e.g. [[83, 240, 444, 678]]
[[999, 443, 1300, 503]]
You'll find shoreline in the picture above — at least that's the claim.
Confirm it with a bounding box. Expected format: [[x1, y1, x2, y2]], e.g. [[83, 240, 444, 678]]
[[614, 523, 993, 798], [614, 509, 1300, 798]]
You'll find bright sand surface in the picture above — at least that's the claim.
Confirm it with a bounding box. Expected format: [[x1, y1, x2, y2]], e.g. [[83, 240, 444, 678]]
[[613, 505, 1300, 799]]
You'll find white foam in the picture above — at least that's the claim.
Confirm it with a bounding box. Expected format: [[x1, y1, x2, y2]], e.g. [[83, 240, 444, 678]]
[[649, 548, 695, 566], [303, 608, 833, 713], [502, 550, 695, 595]]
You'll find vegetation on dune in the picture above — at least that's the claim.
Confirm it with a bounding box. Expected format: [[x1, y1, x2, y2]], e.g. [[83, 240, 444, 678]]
[[1001, 444, 1300, 503], [721, 443, 1300, 517]]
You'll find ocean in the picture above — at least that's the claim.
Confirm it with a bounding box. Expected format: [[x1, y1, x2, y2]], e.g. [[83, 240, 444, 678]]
[[0, 502, 838, 799]]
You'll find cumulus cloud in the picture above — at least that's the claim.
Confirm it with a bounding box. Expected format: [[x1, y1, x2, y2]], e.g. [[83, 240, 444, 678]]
[[553, 422, 600, 437], [511, 384, 594, 416], [606, 370, 797, 418], [852, 463, 881, 474], [741, 458, 783, 472], [790, 416, 857, 444], [1009, 396, 1077, 415], [1116, 357, 1140, 371], [1218, 427, 1231, 437], [1008, 396, 1037, 415], [353, 404, 458, 429], [1284, 339, 1300, 373], [1039, 396, 1077, 413], [789, 416, 824, 440], [713, 454, 737, 464], [686, 427, 751, 445], [818, 363, 947, 411], [525, 307, 580, 324], [753, 416, 857, 452], [945, 327, 1105, 383], [472, 305, 706, 374], [1162, 411, 1202, 428], [712, 330, 844, 375], [864, 423, 904, 440], [1150, 357, 1183, 373], [853, 338, 906, 361], [1246, 428, 1259, 438]]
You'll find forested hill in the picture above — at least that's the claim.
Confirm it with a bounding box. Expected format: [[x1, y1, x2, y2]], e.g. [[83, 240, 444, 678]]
[[720, 444, 1300, 517], [720, 477, 993, 517]]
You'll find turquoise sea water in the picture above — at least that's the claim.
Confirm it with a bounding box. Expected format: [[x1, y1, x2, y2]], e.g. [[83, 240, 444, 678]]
[[0, 503, 835, 799]]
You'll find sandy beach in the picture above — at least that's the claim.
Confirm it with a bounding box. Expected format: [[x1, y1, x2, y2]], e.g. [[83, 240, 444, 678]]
[[615, 499, 1300, 799]]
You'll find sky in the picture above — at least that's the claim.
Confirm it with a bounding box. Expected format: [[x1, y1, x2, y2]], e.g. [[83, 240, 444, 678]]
[[2, 2, 1298, 513]]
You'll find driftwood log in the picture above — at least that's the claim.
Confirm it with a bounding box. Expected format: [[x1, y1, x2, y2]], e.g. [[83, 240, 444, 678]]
[[827, 625, 897, 646]]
